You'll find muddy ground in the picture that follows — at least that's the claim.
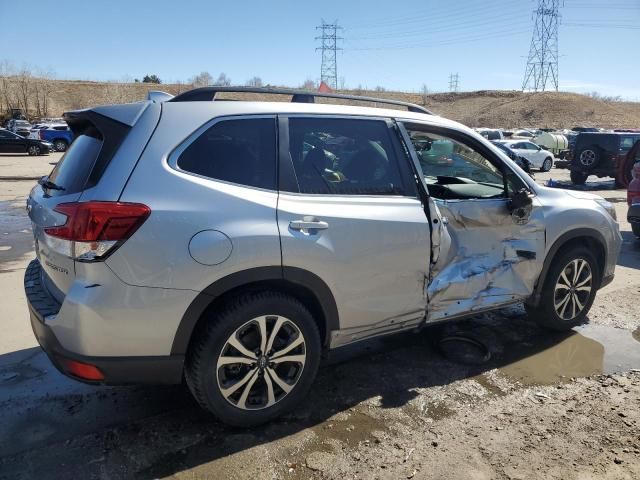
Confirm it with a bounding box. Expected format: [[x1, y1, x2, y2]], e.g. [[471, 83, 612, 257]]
[[0, 152, 638, 479]]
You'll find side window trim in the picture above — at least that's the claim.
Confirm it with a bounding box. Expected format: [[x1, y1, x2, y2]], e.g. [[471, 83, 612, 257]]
[[280, 114, 414, 198], [398, 121, 533, 199], [168, 114, 278, 192]]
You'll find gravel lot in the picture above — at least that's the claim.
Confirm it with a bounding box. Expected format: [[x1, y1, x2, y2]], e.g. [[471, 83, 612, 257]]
[[0, 152, 638, 479]]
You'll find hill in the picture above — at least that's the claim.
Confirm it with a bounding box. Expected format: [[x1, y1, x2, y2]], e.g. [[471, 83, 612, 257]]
[[2, 77, 639, 129]]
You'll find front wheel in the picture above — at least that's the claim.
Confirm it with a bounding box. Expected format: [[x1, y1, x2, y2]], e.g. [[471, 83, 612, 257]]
[[526, 247, 600, 331], [53, 140, 68, 152], [185, 291, 321, 427], [541, 157, 553, 172], [27, 145, 40, 156]]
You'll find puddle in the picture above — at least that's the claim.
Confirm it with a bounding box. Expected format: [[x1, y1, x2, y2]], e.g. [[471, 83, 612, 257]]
[[309, 410, 387, 449], [499, 324, 640, 386]]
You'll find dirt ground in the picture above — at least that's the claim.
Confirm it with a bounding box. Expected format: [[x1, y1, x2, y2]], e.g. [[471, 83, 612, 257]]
[[0, 152, 639, 480]]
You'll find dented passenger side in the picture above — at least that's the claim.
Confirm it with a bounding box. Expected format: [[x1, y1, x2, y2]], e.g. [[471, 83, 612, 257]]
[[398, 121, 546, 323]]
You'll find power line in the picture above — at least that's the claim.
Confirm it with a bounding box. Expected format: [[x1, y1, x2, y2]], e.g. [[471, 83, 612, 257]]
[[347, 27, 530, 51], [522, 0, 561, 92], [315, 20, 343, 89]]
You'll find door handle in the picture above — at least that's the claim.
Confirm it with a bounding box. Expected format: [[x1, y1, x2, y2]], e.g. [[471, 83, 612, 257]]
[[289, 218, 329, 232]]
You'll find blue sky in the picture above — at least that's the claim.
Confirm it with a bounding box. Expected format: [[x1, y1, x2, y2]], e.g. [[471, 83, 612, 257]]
[[1, 0, 639, 98]]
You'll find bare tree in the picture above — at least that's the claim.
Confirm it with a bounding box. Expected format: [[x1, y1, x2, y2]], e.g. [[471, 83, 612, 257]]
[[246, 76, 263, 87], [15, 68, 34, 115], [191, 71, 213, 88], [375, 86, 386, 92], [300, 79, 316, 90], [214, 72, 231, 86]]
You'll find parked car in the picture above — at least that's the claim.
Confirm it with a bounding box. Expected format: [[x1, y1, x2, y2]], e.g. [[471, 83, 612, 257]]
[[0, 128, 52, 155], [567, 132, 640, 186], [38, 124, 74, 151], [495, 140, 554, 171], [28, 123, 50, 139], [6, 119, 32, 137], [475, 128, 503, 140], [24, 87, 622, 427], [491, 140, 532, 174], [626, 141, 640, 237], [512, 129, 535, 139]]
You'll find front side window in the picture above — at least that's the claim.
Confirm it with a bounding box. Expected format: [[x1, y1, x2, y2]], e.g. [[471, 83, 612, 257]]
[[404, 126, 526, 200], [177, 117, 276, 190], [288, 117, 406, 195]]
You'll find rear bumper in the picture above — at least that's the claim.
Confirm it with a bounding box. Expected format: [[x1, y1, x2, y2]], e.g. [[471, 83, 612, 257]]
[[25, 259, 184, 385]]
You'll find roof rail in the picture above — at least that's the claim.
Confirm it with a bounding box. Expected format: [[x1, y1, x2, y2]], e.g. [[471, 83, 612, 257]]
[[168, 86, 432, 115]]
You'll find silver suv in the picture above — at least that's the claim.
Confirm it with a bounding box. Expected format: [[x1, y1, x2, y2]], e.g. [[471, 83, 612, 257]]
[[25, 87, 622, 426]]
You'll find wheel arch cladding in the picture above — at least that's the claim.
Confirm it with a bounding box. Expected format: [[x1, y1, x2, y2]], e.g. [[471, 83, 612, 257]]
[[170, 266, 339, 355], [528, 228, 606, 306]]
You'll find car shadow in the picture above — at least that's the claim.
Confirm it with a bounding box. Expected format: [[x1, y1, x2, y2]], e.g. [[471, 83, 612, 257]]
[[0, 306, 612, 479]]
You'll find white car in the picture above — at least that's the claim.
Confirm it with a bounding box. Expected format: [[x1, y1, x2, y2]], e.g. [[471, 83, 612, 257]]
[[498, 140, 554, 172]]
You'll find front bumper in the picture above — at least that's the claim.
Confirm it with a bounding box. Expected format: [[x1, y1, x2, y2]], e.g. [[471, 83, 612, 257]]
[[25, 259, 184, 385]]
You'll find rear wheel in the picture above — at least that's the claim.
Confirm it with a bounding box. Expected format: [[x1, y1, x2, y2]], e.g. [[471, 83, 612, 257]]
[[577, 146, 600, 168], [526, 247, 600, 331], [570, 170, 588, 185], [54, 139, 68, 152], [185, 291, 321, 427], [541, 157, 553, 172]]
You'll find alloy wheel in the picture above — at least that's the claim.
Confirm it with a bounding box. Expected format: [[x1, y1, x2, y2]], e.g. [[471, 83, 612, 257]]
[[28, 146, 39, 155], [554, 258, 592, 320], [217, 315, 306, 410], [579, 149, 596, 167]]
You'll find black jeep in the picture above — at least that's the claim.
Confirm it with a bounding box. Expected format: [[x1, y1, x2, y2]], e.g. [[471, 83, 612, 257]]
[[568, 132, 640, 186]]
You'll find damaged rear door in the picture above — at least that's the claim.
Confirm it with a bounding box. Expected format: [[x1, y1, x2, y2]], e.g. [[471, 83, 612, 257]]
[[398, 122, 546, 322]]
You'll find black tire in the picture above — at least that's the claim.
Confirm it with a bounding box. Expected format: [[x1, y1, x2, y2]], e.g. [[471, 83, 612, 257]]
[[54, 139, 68, 152], [525, 246, 600, 331], [185, 290, 321, 427], [541, 157, 553, 172], [632, 223, 640, 239], [27, 145, 40, 156], [570, 170, 588, 185], [576, 146, 600, 168]]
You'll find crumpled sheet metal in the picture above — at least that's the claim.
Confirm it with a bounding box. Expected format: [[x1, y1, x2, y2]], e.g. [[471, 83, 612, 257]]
[[426, 199, 544, 323]]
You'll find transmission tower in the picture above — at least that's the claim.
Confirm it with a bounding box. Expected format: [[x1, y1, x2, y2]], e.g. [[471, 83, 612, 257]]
[[449, 73, 459, 93], [315, 20, 343, 89], [522, 0, 561, 92]]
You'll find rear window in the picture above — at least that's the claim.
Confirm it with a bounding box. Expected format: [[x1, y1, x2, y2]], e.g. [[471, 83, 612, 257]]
[[47, 134, 103, 195], [177, 117, 276, 190]]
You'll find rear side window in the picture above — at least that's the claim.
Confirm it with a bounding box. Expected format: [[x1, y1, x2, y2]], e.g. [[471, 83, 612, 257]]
[[288, 117, 406, 195], [47, 134, 103, 195], [177, 118, 276, 190]]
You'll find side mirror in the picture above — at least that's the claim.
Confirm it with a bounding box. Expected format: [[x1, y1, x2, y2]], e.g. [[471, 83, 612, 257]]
[[508, 189, 533, 222]]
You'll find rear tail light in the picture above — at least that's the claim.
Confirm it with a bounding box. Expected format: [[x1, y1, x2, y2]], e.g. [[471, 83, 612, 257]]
[[44, 201, 150, 262], [61, 358, 104, 381]]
